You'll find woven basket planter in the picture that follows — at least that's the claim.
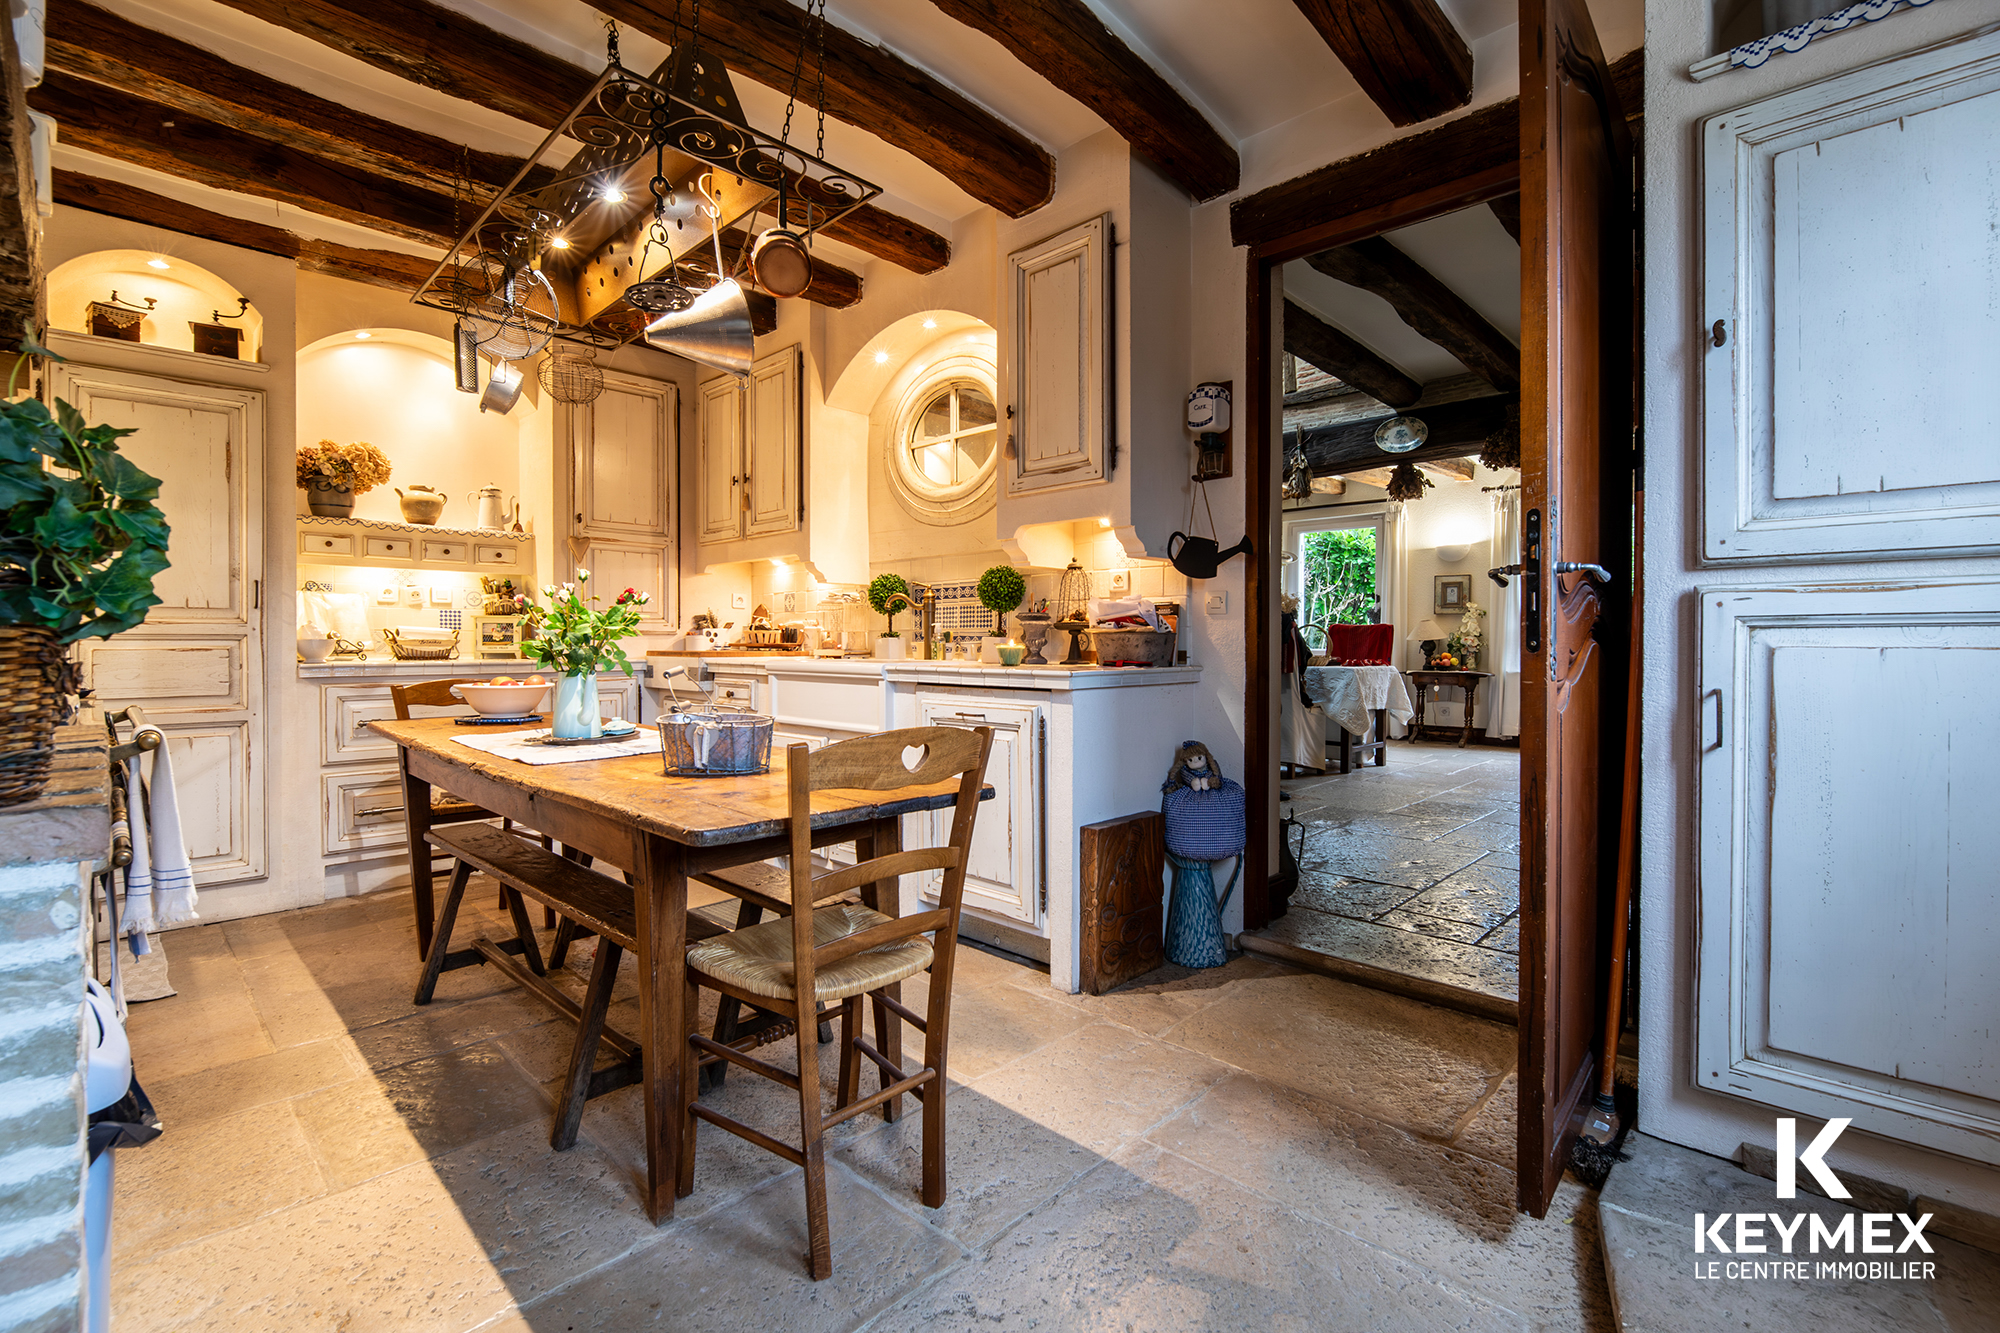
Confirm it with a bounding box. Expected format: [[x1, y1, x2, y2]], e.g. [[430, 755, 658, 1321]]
[[0, 626, 72, 807]]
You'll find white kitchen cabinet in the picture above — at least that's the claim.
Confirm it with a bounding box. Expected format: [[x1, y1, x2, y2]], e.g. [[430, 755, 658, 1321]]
[[561, 369, 676, 629], [914, 692, 1043, 927], [696, 347, 802, 545], [1006, 214, 1110, 495], [55, 359, 267, 888]]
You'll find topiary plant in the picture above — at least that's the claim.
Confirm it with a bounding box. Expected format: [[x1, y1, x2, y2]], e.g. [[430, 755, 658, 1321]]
[[0, 341, 171, 644], [867, 573, 912, 637], [976, 564, 1026, 635]]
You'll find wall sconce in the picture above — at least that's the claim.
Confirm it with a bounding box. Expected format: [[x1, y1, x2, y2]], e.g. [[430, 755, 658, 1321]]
[[1435, 543, 1471, 564]]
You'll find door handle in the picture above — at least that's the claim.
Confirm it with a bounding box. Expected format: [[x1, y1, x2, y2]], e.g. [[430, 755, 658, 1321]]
[[1702, 688, 1725, 752], [1555, 561, 1614, 584], [1487, 564, 1523, 587]]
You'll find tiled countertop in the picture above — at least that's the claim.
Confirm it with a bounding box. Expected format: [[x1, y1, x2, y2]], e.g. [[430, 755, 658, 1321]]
[[638, 654, 1200, 690], [299, 659, 654, 680]]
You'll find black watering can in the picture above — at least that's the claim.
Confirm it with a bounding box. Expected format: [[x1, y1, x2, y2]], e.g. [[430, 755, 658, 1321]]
[[1167, 531, 1253, 580]]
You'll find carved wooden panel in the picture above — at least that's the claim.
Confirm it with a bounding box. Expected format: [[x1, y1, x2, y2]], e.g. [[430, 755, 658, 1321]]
[[1080, 811, 1165, 995]]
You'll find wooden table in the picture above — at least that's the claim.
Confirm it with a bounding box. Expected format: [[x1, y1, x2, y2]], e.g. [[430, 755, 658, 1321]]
[[1406, 670, 1493, 747], [371, 715, 973, 1224]]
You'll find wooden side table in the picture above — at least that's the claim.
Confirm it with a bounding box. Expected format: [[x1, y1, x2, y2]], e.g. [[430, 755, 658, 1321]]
[[1407, 670, 1492, 747]]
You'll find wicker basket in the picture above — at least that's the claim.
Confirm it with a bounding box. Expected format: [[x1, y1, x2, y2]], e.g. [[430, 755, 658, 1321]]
[[381, 628, 460, 661], [0, 626, 71, 807], [1084, 627, 1177, 667]]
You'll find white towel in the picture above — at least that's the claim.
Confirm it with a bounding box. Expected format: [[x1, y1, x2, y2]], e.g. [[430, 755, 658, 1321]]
[[123, 741, 197, 936]]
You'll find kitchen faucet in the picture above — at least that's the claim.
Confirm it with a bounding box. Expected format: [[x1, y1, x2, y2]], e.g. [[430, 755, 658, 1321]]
[[908, 582, 938, 659]]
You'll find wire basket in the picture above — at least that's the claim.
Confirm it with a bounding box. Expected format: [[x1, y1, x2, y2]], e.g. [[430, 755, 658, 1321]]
[[657, 712, 774, 777], [380, 628, 461, 661]]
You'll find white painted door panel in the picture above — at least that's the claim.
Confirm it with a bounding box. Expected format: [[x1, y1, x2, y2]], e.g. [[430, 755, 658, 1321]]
[[1007, 215, 1109, 494], [1697, 579, 2000, 1163], [696, 375, 742, 545], [53, 363, 266, 887], [745, 348, 800, 537], [915, 695, 1041, 928], [577, 380, 669, 537], [1702, 29, 2000, 561]]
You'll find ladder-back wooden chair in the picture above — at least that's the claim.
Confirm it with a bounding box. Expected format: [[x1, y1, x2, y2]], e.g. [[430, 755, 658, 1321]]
[[677, 725, 993, 1280]]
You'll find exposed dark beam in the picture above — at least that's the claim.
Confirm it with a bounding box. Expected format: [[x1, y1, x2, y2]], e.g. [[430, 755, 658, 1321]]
[[1487, 193, 1522, 244], [31, 72, 462, 248], [0, 15, 41, 350], [201, 0, 948, 274], [1283, 299, 1419, 409], [1291, 0, 1472, 128], [1230, 48, 1641, 253], [53, 169, 441, 292], [925, 0, 1237, 200], [1306, 238, 1518, 392], [591, 0, 1056, 218], [45, 0, 534, 197], [1289, 394, 1516, 474]]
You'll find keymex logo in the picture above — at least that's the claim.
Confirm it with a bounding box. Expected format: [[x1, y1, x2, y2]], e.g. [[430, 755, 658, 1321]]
[[1689, 1118, 1937, 1284]]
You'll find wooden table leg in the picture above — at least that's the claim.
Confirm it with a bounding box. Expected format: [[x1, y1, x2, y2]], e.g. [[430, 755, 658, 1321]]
[[858, 815, 905, 1124], [1372, 708, 1389, 766], [633, 832, 689, 1224], [398, 748, 436, 961], [1458, 683, 1476, 748]]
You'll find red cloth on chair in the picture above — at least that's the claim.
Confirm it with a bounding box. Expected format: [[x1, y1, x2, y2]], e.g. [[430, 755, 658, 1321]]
[[1324, 624, 1394, 665]]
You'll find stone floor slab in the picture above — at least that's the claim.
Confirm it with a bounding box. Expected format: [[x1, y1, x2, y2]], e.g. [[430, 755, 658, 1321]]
[[1254, 909, 1520, 1003]]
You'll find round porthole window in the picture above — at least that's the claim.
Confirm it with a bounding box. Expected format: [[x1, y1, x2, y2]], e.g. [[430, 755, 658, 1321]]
[[887, 357, 1000, 523]]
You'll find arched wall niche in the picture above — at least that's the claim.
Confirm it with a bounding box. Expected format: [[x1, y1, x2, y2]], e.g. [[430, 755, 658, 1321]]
[[47, 249, 265, 360], [296, 328, 532, 525]]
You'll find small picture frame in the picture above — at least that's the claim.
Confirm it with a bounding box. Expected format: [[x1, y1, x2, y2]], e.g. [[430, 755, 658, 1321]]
[[1434, 574, 1471, 614]]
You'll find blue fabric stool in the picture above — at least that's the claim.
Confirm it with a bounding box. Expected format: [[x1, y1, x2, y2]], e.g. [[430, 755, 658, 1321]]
[[1162, 779, 1246, 970]]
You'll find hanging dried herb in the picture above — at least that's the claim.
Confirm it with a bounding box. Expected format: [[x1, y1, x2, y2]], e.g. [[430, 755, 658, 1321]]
[[1480, 419, 1521, 471], [1385, 462, 1433, 503]]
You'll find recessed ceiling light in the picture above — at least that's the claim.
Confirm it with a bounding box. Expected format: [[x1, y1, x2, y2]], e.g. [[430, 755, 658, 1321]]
[[599, 186, 627, 204], [1098, 517, 1111, 528], [873, 350, 889, 364], [146, 257, 170, 270], [921, 318, 936, 329], [353, 330, 372, 339], [549, 236, 571, 250]]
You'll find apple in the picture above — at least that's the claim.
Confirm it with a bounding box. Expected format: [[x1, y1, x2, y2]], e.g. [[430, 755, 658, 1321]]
[[523, 674, 546, 685], [491, 676, 516, 685]]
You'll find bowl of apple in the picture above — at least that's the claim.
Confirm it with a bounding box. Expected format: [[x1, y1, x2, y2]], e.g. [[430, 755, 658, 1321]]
[[450, 675, 552, 719]]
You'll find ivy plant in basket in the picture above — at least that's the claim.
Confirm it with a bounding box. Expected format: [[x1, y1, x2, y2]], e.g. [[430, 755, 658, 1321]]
[[0, 339, 171, 805]]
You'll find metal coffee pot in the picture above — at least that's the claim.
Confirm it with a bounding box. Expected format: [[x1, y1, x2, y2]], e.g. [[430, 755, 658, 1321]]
[[469, 484, 508, 530]]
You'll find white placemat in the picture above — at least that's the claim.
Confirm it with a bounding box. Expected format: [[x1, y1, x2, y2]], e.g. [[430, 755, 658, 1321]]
[[452, 725, 657, 765]]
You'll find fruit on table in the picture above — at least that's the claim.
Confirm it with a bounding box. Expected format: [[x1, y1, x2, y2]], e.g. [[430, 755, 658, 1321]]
[[491, 676, 516, 685], [524, 674, 547, 685]]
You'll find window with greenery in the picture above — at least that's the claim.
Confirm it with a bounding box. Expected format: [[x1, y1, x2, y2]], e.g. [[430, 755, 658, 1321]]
[[1298, 526, 1378, 628], [906, 381, 996, 489]]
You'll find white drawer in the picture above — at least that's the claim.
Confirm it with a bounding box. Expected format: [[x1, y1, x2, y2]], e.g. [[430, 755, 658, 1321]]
[[301, 532, 353, 556], [710, 677, 758, 709], [421, 540, 469, 563], [365, 537, 414, 559], [474, 544, 517, 565], [322, 767, 409, 857]]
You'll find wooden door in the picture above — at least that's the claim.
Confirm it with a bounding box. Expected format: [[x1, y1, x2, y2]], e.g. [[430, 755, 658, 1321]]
[[1516, 0, 1632, 1217], [1006, 215, 1110, 494], [696, 374, 741, 544], [55, 363, 267, 886], [744, 347, 801, 537]]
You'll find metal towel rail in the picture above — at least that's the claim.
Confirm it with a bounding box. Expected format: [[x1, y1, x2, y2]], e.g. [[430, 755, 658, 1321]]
[[105, 705, 164, 766]]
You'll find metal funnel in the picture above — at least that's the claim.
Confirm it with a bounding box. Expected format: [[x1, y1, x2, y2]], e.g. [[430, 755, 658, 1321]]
[[643, 277, 752, 376]]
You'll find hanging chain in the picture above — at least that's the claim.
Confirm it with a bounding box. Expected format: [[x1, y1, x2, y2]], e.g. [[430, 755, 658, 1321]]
[[814, 0, 827, 164], [603, 16, 619, 66]]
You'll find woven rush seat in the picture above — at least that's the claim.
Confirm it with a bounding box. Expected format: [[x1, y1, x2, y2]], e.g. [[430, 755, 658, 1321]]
[[687, 902, 933, 1002]]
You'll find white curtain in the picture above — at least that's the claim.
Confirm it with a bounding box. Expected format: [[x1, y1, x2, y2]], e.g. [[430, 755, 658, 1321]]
[[1485, 487, 1524, 738]]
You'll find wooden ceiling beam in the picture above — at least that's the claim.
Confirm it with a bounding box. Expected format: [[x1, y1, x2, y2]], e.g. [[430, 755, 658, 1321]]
[[1487, 193, 1522, 245], [30, 72, 463, 248], [1288, 394, 1516, 474], [1290, 0, 1473, 128], [200, 0, 947, 274], [1231, 48, 1642, 254], [924, 0, 1237, 200], [1283, 299, 1420, 409], [44, 0, 535, 198], [583, 0, 1056, 218], [1306, 237, 1519, 392]]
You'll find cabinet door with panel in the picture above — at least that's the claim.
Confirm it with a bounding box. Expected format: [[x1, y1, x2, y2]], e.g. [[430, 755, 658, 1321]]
[[745, 347, 801, 536], [1007, 215, 1110, 494], [575, 374, 673, 539], [697, 375, 744, 544], [55, 362, 267, 887], [914, 693, 1042, 927]]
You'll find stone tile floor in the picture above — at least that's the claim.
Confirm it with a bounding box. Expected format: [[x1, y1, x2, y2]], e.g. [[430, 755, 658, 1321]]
[[1258, 741, 1522, 1006], [110, 877, 1614, 1332]]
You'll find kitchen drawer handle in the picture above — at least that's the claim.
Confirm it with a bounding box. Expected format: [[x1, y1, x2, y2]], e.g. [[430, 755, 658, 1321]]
[[354, 803, 405, 819], [951, 712, 988, 721]]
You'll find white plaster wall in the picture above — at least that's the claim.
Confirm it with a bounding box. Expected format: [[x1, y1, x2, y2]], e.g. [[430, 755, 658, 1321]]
[[1641, 0, 2000, 1213]]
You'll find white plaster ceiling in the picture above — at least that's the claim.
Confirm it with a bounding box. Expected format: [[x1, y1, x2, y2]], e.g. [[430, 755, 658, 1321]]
[[1283, 198, 1521, 388], [64, 0, 1642, 254]]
